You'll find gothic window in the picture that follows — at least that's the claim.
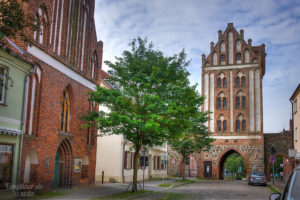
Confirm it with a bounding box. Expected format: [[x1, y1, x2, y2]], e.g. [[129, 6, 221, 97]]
[[220, 54, 225, 63], [217, 98, 221, 109], [241, 76, 246, 86], [91, 52, 98, 79], [34, 7, 48, 45], [223, 120, 227, 131], [61, 89, 70, 132], [217, 120, 222, 132], [223, 78, 227, 88], [236, 53, 241, 61], [242, 120, 246, 131], [223, 98, 227, 109], [236, 77, 240, 87], [242, 96, 246, 108], [236, 120, 240, 132], [217, 78, 221, 88], [235, 96, 240, 109]]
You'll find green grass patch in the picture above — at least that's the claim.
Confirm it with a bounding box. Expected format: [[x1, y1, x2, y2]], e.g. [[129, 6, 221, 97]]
[[268, 185, 280, 193], [36, 190, 67, 199], [158, 183, 171, 187], [196, 177, 205, 181], [90, 191, 151, 200], [173, 179, 196, 188]]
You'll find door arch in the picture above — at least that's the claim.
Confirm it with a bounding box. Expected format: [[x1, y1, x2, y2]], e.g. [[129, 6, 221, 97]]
[[217, 149, 249, 179], [53, 139, 73, 188]]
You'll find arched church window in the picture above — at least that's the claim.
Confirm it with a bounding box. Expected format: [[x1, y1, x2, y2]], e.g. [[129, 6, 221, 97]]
[[242, 96, 246, 109], [217, 78, 221, 88], [236, 120, 240, 132], [223, 120, 227, 131], [217, 98, 221, 109], [241, 76, 246, 86], [217, 120, 222, 132], [236, 53, 241, 61], [61, 89, 70, 132], [236, 77, 240, 87], [235, 96, 240, 109], [223, 78, 227, 88], [242, 120, 246, 131], [223, 98, 227, 109], [220, 54, 225, 62]]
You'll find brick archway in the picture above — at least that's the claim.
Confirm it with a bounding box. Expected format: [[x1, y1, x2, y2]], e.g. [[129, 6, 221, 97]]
[[216, 148, 250, 179], [266, 154, 293, 181], [54, 139, 73, 188]]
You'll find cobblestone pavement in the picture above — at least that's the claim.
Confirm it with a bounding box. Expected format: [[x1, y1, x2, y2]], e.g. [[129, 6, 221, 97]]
[[171, 180, 272, 200]]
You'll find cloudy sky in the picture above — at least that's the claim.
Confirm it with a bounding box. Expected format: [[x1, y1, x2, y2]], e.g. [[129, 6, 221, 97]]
[[94, 0, 300, 133]]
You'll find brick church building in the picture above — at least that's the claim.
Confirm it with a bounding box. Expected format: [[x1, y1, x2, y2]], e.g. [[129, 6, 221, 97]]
[[14, 0, 102, 188], [169, 23, 266, 179]]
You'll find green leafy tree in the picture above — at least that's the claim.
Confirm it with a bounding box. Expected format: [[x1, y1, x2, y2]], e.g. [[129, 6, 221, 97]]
[[0, 0, 37, 45], [84, 37, 198, 191], [224, 153, 246, 177], [168, 88, 214, 180]]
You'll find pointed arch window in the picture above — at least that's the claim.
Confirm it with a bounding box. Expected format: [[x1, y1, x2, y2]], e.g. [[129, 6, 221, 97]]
[[217, 120, 222, 132], [223, 120, 227, 131], [217, 98, 221, 109], [34, 7, 48, 45], [236, 53, 241, 63], [220, 54, 225, 65], [217, 78, 221, 88], [242, 120, 246, 131], [223, 98, 227, 109], [241, 76, 246, 86], [223, 78, 227, 88], [235, 96, 240, 109], [242, 96, 246, 109], [236, 120, 240, 132], [61, 89, 70, 132], [236, 77, 240, 87]]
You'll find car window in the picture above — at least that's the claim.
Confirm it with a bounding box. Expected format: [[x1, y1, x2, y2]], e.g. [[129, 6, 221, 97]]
[[289, 171, 300, 200], [253, 172, 264, 176], [282, 171, 294, 200]]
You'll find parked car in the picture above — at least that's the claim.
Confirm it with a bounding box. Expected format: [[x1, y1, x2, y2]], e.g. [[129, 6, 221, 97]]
[[269, 166, 300, 200], [248, 171, 266, 186]]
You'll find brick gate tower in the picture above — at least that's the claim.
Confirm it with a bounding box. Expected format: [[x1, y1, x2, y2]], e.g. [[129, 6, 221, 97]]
[[199, 23, 266, 179]]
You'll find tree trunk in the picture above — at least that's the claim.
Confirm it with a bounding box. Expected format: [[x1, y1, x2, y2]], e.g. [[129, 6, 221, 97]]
[[182, 157, 186, 180], [132, 145, 141, 192]]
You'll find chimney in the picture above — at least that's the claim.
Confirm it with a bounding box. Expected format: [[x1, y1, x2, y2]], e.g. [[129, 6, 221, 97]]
[[240, 29, 244, 39], [218, 30, 222, 41], [210, 42, 214, 52], [248, 38, 252, 46]]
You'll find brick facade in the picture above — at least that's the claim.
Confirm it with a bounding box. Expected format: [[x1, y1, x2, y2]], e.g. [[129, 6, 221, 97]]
[[169, 23, 266, 179], [13, 0, 103, 189]]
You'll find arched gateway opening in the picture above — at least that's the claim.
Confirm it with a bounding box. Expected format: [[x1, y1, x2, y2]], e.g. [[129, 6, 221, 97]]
[[218, 149, 248, 180], [53, 139, 73, 188]]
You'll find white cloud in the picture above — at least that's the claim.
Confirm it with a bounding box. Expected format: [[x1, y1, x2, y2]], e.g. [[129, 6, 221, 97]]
[[95, 0, 300, 132]]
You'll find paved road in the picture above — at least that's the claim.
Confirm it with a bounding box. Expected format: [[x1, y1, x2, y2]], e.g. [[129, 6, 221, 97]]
[[172, 180, 272, 200]]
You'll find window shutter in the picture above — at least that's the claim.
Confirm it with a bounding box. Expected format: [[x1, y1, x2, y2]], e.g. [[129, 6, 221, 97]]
[[124, 151, 127, 169]]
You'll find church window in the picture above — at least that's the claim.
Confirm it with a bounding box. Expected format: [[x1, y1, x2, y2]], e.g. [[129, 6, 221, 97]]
[[217, 98, 221, 109], [236, 120, 240, 132], [217, 120, 222, 132], [223, 98, 227, 109], [61, 89, 70, 132], [242, 96, 246, 108], [223, 78, 227, 88], [241, 76, 246, 86], [217, 78, 221, 88], [223, 120, 227, 131], [242, 120, 246, 131], [236, 77, 240, 87], [235, 96, 240, 109], [220, 54, 225, 62], [236, 53, 241, 61]]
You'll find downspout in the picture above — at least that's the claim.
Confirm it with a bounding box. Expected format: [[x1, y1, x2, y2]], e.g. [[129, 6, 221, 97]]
[[121, 135, 127, 183], [17, 65, 36, 185]]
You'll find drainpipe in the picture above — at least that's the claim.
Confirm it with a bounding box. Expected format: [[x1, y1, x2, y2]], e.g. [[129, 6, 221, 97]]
[[17, 65, 36, 185], [121, 135, 127, 183]]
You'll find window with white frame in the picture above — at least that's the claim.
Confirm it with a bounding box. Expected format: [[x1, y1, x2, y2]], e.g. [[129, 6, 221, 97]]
[[0, 67, 6, 103]]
